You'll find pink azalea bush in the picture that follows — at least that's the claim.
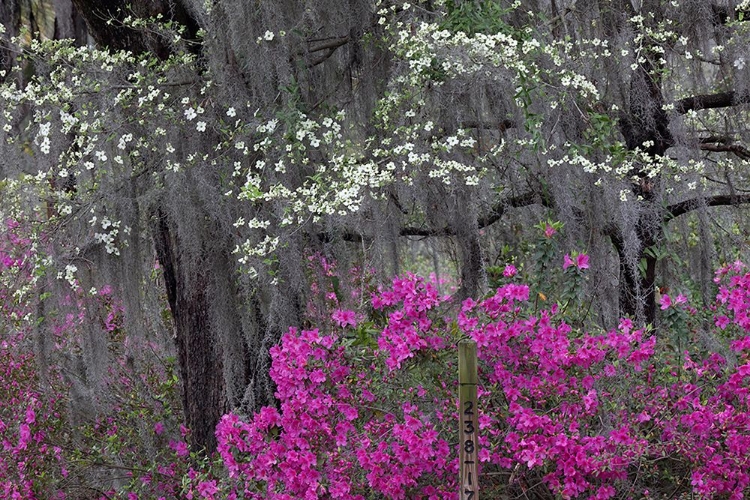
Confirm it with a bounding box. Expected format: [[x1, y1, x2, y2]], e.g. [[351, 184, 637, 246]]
[[0, 219, 69, 498], [8, 212, 750, 498], [214, 274, 456, 499], [0, 218, 191, 499], [210, 262, 750, 499], [0, 343, 67, 499]]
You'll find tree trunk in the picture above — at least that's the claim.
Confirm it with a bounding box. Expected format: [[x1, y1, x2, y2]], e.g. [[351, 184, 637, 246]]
[[62, 0, 240, 453], [615, 232, 659, 327], [151, 208, 226, 451], [616, 51, 672, 326]]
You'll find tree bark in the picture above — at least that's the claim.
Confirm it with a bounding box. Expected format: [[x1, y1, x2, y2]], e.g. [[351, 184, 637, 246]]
[[151, 208, 226, 452], [617, 80, 750, 325], [617, 60, 669, 326]]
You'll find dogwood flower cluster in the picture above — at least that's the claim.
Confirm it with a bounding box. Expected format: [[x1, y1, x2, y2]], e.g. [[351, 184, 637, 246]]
[[0, 0, 736, 275]]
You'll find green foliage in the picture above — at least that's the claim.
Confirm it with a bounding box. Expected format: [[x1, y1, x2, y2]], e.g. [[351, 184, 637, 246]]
[[488, 219, 597, 327], [441, 0, 518, 36]]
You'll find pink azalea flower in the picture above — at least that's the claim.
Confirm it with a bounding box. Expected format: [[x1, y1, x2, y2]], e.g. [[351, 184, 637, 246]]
[[197, 480, 218, 499], [503, 264, 517, 277], [715, 315, 730, 330], [543, 223, 557, 238], [575, 253, 589, 269], [563, 254, 574, 270], [17, 423, 30, 450], [564, 252, 589, 270], [660, 294, 672, 310], [332, 309, 357, 328], [170, 440, 189, 457]]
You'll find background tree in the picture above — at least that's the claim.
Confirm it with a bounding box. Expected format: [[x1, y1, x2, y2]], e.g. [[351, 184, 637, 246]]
[[3, 0, 750, 458]]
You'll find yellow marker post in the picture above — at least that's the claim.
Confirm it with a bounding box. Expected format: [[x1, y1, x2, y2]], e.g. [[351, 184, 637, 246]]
[[459, 339, 479, 500]]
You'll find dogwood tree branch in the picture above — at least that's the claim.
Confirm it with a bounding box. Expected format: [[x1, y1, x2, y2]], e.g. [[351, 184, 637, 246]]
[[699, 141, 750, 160], [665, 194, 750, 222], [674, 90, 750, 114], [398, 190, 546, 237]]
